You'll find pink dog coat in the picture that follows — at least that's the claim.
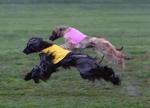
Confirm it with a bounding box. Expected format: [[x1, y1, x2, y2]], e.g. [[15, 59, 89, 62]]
[[64, 27, 87, 45]]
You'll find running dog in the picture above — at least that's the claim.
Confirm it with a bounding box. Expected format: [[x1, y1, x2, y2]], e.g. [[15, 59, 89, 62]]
[[49, 25, 126, 70], [23, 37, 121, 85]]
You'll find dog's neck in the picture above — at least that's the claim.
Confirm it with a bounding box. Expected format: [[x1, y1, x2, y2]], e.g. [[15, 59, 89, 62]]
[[40, 41, 53, 50]]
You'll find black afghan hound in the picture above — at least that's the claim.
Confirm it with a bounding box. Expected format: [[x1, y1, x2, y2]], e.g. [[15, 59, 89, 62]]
[[23, 37, 121, 85]]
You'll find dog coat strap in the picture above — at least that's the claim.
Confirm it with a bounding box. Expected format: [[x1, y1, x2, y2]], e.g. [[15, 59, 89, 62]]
[[64, 27, 87, 44], [42, 45, 70, 64]]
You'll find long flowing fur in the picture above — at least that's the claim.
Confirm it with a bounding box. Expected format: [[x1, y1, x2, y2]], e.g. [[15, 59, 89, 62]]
[[24, 53, 57, 83], [84, 37, 125, 70], [23, 37, 121, 85], [50, 26, 126, 71]]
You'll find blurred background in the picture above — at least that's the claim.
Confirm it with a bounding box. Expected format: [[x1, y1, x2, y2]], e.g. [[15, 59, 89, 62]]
[[0, 0, 149, 108]]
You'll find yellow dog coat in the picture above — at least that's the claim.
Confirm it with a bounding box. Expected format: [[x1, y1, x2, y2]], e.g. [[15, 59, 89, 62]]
[[42, 44, 70, 64]]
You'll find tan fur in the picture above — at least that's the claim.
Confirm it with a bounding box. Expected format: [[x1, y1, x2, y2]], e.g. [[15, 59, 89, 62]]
[[87, 38, 125, 70], [52, 26, 126, 71], [52, 25, 69, 37]]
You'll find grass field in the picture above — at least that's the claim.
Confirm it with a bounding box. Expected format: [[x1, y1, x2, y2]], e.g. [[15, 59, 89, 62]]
[[0, 0, 150, 108]]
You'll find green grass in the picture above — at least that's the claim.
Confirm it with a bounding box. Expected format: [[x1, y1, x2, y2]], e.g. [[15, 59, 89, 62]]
[[0, 1, 150, 108]]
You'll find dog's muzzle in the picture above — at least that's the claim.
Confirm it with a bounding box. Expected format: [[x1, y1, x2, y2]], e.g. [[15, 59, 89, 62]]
[[23, 49, 30, 55], [49, 35, 55, 41], [49, 35, 60, 41]]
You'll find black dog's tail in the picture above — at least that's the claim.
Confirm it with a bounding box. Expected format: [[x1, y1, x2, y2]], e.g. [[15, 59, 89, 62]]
[[80, 65, 121, 85], [98, 66, 121, 85], [75, 56, 121, 85]]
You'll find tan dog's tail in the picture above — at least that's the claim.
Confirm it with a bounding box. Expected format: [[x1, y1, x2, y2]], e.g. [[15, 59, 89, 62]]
[[89, 38, 126, 71]]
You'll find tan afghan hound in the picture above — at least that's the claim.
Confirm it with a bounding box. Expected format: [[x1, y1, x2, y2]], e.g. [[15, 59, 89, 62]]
[[49, 25, 127, 71]]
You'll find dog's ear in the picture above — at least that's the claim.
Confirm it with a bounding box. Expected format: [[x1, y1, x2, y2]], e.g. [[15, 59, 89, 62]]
[[59, 28, 63, 31], [58, 26, 69, 34], [39, 53, 54, 67], [39, 53, 45, 60], [45, 54, 55, 64], [30, 37, 43, 41], [28, 37, 43, 46]]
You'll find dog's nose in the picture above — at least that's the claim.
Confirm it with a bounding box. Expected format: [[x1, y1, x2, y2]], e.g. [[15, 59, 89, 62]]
[[49, 35, 54, 41], [22, 50, 25, 53], [49, 36, 52, 40], [22, 49, 29, 55]]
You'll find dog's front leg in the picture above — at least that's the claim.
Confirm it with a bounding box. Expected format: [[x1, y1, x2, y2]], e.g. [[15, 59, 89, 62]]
[[24, 65, 40, 83]]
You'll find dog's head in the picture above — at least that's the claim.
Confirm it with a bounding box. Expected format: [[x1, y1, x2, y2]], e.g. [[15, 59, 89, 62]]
[[23, 37, 44, 54], [102, 66, 121, 85], [23, 37, 52, 54], [49, 26, 69, 41]]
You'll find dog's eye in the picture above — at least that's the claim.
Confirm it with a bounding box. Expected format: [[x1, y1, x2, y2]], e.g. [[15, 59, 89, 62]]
[[59, 28, 63, 31], [52, 31, 55, 35], [27, 43, 33, 47], [53, 31, 58, 36]]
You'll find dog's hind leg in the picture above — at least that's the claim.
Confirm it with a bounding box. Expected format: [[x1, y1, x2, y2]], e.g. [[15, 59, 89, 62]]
[[75, 56, 121, 85]]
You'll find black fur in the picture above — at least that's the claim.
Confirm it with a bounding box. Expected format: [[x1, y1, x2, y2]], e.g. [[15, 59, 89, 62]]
[[24, 53, 57, 83], [23, 37, 53, 54], [49, 27, 65, 41], [49, 33, 60, 41], [23, 37, 121, 85]]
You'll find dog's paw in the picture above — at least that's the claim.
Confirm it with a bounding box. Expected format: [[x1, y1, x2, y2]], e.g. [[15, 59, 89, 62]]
[[24, 72, 32, 81], [111, 76, 121, 86], [33, 78, 40, 83], [24, 72, 40, 83]]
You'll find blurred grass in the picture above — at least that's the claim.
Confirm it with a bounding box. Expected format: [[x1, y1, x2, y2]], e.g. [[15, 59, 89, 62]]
[[0, 1, 150, 108]]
